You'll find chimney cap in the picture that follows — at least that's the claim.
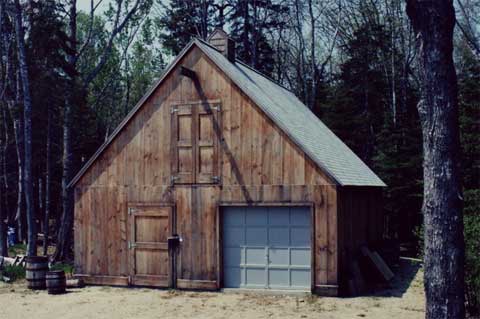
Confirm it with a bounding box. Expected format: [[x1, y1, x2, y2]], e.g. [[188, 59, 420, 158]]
[[207, 28, 235, 42], [207, 28, 236, 62]]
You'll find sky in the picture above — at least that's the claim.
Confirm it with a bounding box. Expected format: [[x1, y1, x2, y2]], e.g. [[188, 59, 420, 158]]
[[76, 0, 111, 14]]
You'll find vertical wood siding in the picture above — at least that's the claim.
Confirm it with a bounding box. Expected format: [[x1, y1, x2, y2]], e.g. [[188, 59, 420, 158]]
[[73, 46, 369, 291]]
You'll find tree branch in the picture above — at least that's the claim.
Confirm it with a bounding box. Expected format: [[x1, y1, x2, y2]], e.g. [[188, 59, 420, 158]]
[[82, 0, 145, 87]]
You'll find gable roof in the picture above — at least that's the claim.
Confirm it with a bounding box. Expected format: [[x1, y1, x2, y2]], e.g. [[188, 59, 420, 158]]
[[69, 38, 386, 188]]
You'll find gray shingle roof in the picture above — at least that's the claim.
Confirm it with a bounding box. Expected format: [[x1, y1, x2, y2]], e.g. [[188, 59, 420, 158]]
[[196, 40, 385, 187], [69, 39, 386, 187]]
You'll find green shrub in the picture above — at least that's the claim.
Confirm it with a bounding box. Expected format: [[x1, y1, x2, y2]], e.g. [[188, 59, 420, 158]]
[[49, 262, 74, 275], [1, 264, 26, 282]]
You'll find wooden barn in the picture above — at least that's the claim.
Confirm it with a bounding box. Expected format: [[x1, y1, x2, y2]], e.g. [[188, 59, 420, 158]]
[[70, 29, 386, 295]]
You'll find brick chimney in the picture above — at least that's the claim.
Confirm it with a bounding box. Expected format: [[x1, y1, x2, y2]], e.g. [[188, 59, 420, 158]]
[[207, 28, 236, 62]]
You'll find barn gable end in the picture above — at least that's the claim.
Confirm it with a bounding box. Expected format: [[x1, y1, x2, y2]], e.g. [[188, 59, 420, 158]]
[[73, 32, 385, 295]]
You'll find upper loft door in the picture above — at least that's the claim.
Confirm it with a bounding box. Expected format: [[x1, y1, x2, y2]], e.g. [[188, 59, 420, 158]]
[[171, 101, 221, 185]]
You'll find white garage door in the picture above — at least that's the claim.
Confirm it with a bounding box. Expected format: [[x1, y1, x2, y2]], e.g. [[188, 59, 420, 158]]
[[222, 206, 311, 290]]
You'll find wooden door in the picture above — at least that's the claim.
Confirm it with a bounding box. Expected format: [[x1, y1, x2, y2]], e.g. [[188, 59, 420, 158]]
[[128, 205, 172, 287], [171, 101, 221, 184], [196, 102, 221, 183], [172, 104, 195, 184]]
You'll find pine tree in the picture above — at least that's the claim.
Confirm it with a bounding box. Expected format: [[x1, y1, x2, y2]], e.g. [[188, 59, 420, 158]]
[[156, 0, 214, 55], [228, 0, 287, 75]]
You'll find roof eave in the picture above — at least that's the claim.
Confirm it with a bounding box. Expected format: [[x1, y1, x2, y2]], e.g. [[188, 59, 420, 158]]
[[68, 40, 198, 188]]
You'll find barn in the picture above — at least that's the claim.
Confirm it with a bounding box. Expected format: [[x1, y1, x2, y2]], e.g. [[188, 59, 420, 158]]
[[70, 29, 386, 296]]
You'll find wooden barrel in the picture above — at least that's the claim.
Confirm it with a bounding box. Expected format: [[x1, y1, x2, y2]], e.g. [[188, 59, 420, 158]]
[[25, 256, 49, 290], [46, 270, 66, 295]]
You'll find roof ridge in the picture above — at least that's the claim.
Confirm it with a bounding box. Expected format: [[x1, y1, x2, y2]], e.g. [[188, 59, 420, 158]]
[[194, 38, 294, 94], [69, 37, 386, 188]]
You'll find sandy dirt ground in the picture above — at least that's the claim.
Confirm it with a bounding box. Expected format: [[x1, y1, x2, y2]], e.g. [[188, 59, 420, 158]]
[[0, 259, 424, 319]]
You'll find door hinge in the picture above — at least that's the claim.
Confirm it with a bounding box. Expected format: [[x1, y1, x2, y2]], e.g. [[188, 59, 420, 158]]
[[128, 207, 136, 215], [211, 105, 220, 111], [171, 175, 180, 183], [171, 107, 178, 114], [212, 176, 220, 183], [128, 241, 137, 249]]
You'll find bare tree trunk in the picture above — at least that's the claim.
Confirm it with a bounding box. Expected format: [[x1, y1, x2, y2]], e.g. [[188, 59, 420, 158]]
[[38, 177, 42, 250], [308, 0, 316, 110], [13, 114, 24, 243], [406, 1, 465, 318], [14, 0, 36, 256], [0, 0, 24, 244], [43, 106, 52, 256], [54, 0, 76, 262], [0, 105, 8, 256]]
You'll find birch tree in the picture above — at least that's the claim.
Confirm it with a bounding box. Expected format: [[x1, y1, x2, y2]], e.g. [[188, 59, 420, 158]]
[[13, 0, 36, 256]]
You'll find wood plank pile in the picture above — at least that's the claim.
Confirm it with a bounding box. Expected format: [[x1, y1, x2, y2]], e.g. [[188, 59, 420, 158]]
[[347, 246, 395, 296]]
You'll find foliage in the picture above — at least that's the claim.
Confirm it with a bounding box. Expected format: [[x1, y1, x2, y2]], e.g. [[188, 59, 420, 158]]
[[8, 244, 26, 257], [49, 262, 74, 275], [1, 264, 25, 282], [156, 0, 215, 55], [321, 17, 423, 242]]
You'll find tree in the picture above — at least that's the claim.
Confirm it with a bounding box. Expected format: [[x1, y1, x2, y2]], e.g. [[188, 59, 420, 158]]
[[406, 1, 465, 318], [13, 0, 36, 256], [156, 0, 214, 55], [0, 0, 26, 245], [229, 0, 288, 75], [0, 104, 8, 257], [55, 0, 153, 261]]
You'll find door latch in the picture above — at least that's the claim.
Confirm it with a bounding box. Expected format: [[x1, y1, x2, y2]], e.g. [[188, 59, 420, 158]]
[[167, 234, 182, 250]]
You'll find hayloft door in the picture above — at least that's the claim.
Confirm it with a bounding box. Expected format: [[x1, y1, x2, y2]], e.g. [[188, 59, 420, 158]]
[[128, 205, 172, 287], [171, 101, 221, 184]]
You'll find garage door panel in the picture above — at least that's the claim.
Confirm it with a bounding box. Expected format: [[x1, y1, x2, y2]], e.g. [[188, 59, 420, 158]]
[[224, 266, 243, 287], [223, 206, 311, 290], [224, 227, 245, 246], [245, 228, 267, 245], [224, 247, 244, 266], [268, 207, 290, 225], [268, 227, 289, 246], [291, 227, 310, 246], [224, 208, 245, 226], [246, 247, 265, 265], [245, 268, 266, 286], [269, 248, 289, 265], [291, 269, 310, 287], [269, 269, 289, 286], [290, 249, 310, 266], [290, 207, 310, 225], [246, 209, 267, 225]]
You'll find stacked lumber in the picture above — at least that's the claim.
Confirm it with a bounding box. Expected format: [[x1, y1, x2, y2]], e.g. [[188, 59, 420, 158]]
[[360, 247, 394, 282], [347, 246, 395, 297], [0, 255, 25, 267]]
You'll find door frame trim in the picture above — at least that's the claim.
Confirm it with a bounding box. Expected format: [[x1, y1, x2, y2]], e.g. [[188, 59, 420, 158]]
[[218, 202, 315, 292]]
